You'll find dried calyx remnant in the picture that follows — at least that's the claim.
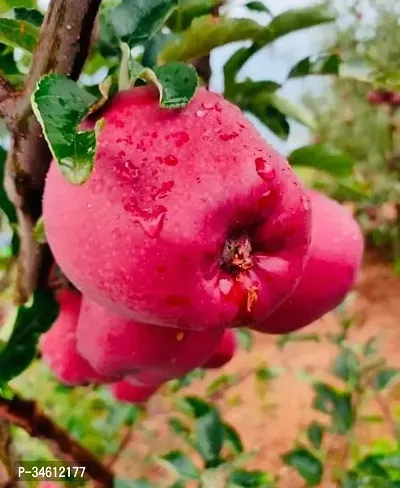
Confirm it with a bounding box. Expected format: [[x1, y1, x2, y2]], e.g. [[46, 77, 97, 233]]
[[221, 234, 253, 275]]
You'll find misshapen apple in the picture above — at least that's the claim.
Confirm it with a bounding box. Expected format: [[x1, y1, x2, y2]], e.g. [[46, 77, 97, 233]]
[[252, 191, 364, 334], [110, 380, 159, 404], [43, 86, 312, 331], [203, 329, 237, 369], [77, 296, 223, 382], [39, 289, 112, 386]]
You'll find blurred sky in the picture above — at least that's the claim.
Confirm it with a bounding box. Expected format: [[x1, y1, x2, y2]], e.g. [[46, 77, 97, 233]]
[[210, 0, 338, 154]]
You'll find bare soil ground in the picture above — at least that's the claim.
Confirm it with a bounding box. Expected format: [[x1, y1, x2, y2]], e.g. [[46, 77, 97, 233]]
[[117, 254, 400, 487]]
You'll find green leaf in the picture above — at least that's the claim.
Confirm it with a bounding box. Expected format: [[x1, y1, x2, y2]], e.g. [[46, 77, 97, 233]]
[[288, 54, 340, 78], [332, 347, 360, 384], [255, 364, 283, 383], [229, 79, 281, 104], [236, 328, 253, 352], [0, 18, 38, 52], [307, 422, 324, 450], [153, 62, 198, 108], [283, 447, 323, 486], [160, 451, 200, 479], [223, 46, 258, 95], [195, 408, 224, 465], [373, 368, 399, 391], [357, 455, 389, 478], [247, 100, 289, 140], [102, 0, 178, 49], [114, 479, 157, 488], [14, 7, 44, 27], [228, 469, 272, 487], [0, 290, 59, 384], [160, 15, 264, 63], [207, 374, 238, 396], [167, 0, 220, 31], [267, 92, 316, 129], [178, 396, 212, 418], [288, 144, 354, 177], [264, 5, 335, 43], [31, 74, 102, 185], [0, 0, 35, 15], [168, 417, 192, 438], [142, 32, 177, 68], [277, 333, 320, 349], [379, 455, 400, 470], [123, 53, 198, 108], [244, 1, 271, 14], [223, 423, 244, 455], [364, 337, 379, 357], [33, 216, 46, 244], [312, 383, 354, 434]]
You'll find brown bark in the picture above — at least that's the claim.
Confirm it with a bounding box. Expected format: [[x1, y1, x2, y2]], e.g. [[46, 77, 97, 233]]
[[4, 0, 102, 303], [0, 393, 114, 487]]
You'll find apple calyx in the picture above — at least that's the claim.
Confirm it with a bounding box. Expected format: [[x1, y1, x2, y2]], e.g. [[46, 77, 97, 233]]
[[221, 234, 253, 275]]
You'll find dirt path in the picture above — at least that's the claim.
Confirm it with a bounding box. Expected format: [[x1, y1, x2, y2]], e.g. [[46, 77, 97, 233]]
[[118, 256, 400, 487]]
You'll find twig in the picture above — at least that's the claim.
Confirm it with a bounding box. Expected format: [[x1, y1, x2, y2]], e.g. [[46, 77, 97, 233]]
[[374, 390, 399, 440], [192, 1, 224, 87], [4, 0, 102, 303], [0, 392, 114, 487], [106, 426, 135, 468]]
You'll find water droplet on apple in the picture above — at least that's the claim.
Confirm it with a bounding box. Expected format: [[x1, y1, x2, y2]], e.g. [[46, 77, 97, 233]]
[[123, 199, 167, 238], [300, 195, 311, 211], [196, 110, 206, 118], [255, 157, 276, 181], [164, 155, 178, 166], [214, 102, 222, 112], [92, 178, 105, 194], [137, 140, 147, 152], [170, 131, 190, 147], [153, 180, 175, 199], [220, 132, 239, 142], [202, 102, 214, 110], [219, 278, 233, 295]]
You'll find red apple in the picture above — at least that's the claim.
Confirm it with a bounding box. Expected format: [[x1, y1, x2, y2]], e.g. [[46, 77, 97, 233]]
[[203, 329, 237, 369], [110, 380, 159, 403], [77, 296, 223, 383], [39, 289, 112, 385], [43, 86, 312, 331], [252, 190, 363, 334]]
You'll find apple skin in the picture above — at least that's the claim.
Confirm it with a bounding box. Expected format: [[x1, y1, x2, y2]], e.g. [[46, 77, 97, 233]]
[[251, 190, 364, 334], [203, 329, 237, 369], [39, 289, 113, 386], [43, 86, 312, 331], [77, 296, 223, 383], [110, 380, 159, 403]]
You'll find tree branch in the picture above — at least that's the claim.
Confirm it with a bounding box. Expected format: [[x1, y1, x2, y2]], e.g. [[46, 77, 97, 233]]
[[0, 420, 27, 488], [0, 393, 114, 487], [0, 74, 19, 125], [4, 0, 102, 303]]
